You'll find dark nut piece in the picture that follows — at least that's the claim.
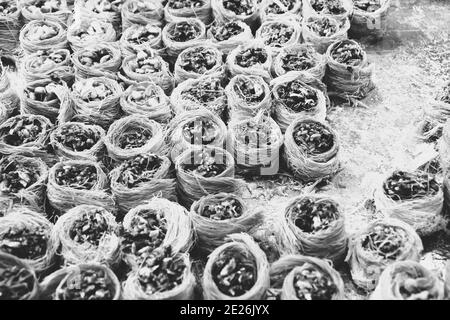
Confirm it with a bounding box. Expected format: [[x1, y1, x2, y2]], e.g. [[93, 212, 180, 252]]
[[2, 116, 48, 146], [27, 24, 58, 41], [134, 50, 162, 74], [73, 80, 113, 102], [121, 209, 168, 262], [56, 268, 114, 300], [168, 21, 200, 42], [26, 0, 63, 14], [281, 49, 316, 73], [0, 265, 35, 300], [331, 41, 364, 66], [201, 198, 243, 220], [292, 122, 334, 155], [182, 150, 227, 178], [0, 227, 48, 260], [0, 1, 18, 15], [383, 170, 440, 201], [182, 118, 218, 145], [236, 48, 267, 68], [79, 48, 112, 67], [233, 76, 265, 103], [310, 0, 346, 15], [69, 207, 109, 246], [223, 0, 255, 16], [291, 198, 339, 233], [181, 78, 224, 104], [307, 16, 338, 37], [137, 247, 186, 294], [117, 128, 152, 149], [117, 154, 164, 188], [259, 23, 294, 47], [277, 80, 318, 112], [55, 123, 100, 152], [127, 24, 160, 45], [179, 47, 217, 73], [211, 248, 257, 297], [0, 159, 40, 194], [167, 0, 203, 10], [210, 21, 244, 42], [293, 263, 338, 300], [54, 164, 98, 190], [265, 0, 295, 14], [354, 0, 381, 12], [362, 224, 410, 260]]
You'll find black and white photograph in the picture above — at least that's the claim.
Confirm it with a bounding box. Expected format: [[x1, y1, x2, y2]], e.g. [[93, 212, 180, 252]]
[[0, 0, 449, 306]]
